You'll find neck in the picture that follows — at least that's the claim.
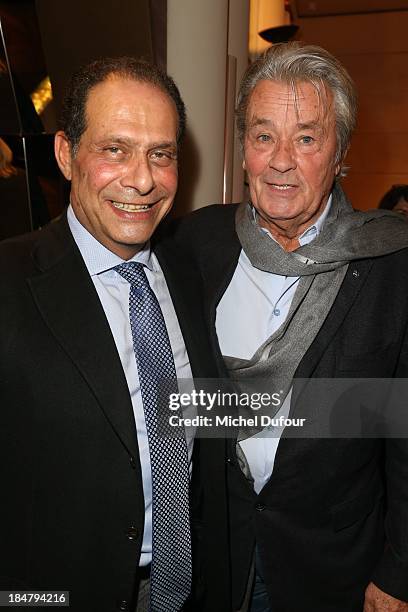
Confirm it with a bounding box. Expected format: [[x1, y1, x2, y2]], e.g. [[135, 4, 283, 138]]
[[257, 216, 311, 252], [256, 198, 330, 252], [267, 229, 300, 252]]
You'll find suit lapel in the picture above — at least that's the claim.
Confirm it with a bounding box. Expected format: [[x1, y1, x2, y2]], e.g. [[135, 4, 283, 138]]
[[154, 238, 228, 378], [196, 226, 241, 372], [266, 259, 376, 487], [199, 235, 241, 315], [27, 217, 139, 459], [295, 258, 374, 380]]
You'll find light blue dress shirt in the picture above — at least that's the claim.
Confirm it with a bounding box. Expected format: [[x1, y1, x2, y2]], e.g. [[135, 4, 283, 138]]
[[216, 196, 332, 493], [67, 205, 193, 565]]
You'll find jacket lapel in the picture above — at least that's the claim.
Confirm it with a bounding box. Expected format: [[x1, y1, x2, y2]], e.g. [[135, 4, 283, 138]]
[[295, 258, 374, 380], [199, 235, 241, 316], [27, 216, 139, 459], [262, 259, 376, 491], [154, 237, 229, 378]]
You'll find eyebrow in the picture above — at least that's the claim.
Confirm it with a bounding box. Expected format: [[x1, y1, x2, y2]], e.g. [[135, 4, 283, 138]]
[[296, 121, 322, 131], [98, 136, 177, 149], [149, 141, 177, 150], [248, 117, 273, 129], [248, 117, 322, 131]]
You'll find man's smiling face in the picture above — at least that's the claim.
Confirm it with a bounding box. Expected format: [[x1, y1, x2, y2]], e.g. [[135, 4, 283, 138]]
[[55, 75, 179, 259], [244, 79, 340, 245]]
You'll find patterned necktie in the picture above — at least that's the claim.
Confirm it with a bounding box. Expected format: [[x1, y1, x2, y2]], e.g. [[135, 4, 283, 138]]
[[115, 262, 191, 612]]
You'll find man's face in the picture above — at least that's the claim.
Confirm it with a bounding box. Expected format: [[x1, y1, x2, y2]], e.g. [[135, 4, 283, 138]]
[[243, 79, 340, 242], [55, 76, 179, 259]]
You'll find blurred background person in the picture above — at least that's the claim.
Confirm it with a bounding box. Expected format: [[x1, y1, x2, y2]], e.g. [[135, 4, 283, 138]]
[[0, 137, 16, 179], [379, 184, 408, 218]]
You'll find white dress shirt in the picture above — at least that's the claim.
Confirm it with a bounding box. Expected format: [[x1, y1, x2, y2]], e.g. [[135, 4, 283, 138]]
[[67, 205, 193, 565], [216, 197, 332, 493]]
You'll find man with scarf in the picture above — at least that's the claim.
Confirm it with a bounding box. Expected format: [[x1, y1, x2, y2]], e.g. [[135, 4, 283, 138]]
[[175, 43, 408, 612]]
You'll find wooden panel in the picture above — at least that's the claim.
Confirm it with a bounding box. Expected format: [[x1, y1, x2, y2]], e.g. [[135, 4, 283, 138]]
[[346, 134, 408, 175], [296, 11, 408, 54], [338, 53, 408, 133], [356, 93, 408, 134], [295, 0, 408, 18], [295, 10, 408, 213], [338, 53, 408, 94], [342, 174, 408, 211]]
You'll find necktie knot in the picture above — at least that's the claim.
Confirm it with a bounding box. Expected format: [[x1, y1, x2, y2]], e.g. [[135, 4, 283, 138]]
[[114, 261, 146, 286]]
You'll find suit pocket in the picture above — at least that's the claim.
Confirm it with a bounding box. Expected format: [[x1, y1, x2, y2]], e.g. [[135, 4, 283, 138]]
[[331, 485, 384, 532]]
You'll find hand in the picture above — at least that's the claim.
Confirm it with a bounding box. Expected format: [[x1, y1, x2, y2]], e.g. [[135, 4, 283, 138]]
[[364, 582, 408, 611]]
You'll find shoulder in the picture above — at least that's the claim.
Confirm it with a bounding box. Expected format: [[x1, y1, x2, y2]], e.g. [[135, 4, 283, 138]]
[[178, 202, 238, 232], [164, 203, 239, 253], [0, 214, 72, 276], [369, 248, 408, 301], [368, 246, 408, 276], [0, 228, 42, 274]]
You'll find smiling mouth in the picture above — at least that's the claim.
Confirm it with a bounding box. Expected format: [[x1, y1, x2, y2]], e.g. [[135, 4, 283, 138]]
[[109, 200, 156, 212], [270, 184, 296, 190]]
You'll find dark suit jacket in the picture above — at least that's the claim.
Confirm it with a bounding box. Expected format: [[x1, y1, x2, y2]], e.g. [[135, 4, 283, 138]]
[[0, 214, 229, 612], [173, 203, 408, 612]]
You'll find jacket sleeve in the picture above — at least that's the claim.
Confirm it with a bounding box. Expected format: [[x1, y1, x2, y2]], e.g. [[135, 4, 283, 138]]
[[371, 317, 408, 601]]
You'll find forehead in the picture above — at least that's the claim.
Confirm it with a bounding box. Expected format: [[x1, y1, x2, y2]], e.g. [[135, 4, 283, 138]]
[[247, 79, 334, 126], [83, 76, 178, 135]]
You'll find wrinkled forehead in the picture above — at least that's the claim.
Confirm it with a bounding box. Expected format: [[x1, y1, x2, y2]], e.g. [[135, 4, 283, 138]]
[[247, 78, 335, 128]]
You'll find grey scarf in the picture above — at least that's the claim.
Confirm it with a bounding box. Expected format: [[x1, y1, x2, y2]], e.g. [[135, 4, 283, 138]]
[[225, 182, 408, 439]]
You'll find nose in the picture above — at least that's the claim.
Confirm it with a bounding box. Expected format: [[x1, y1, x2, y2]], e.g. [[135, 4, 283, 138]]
[[121, 154, 155, 195], [269, 140, 296, 174]]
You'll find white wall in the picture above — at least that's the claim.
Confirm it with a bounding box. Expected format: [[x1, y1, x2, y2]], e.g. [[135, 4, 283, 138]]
[[167, 0, 249, 213]]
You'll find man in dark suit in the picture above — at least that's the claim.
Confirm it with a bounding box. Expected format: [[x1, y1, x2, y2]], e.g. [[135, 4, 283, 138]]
[[175, 43, 408, 612], [0, 57, 228, 612]]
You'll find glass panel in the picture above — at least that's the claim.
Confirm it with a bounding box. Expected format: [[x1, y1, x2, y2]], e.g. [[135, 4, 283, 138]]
[[0, 2, 57, 135]]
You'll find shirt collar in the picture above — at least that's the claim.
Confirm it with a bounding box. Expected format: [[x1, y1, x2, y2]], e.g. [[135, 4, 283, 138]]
[[253, 193, 333, 247], [67, 204, 156, 276]]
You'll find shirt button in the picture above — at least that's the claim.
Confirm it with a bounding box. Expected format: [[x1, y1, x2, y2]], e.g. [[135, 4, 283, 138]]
[[255, 503, 266, 512], [126, 526, 138, 540], [273, 308, 280, 316], [118, 601, 128, 611]]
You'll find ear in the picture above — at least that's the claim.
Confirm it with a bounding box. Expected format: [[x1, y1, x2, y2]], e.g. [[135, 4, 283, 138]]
[[54, 131, 73, 180], [335, 146, 349, 177]]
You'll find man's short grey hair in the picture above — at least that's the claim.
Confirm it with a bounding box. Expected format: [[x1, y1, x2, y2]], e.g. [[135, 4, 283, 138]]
[[236, 42, 357, 170]]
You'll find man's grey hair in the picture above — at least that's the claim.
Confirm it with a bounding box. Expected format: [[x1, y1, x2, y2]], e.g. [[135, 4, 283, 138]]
[[236, 42, 357, 170]]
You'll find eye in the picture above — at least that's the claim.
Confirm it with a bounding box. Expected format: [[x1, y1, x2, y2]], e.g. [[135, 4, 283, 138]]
[[150, 150, 176, 166], [299, 135, 314, 144], [152, 151, 169, 159], [257, 134, 271, 143], [101, 146, 124, 158], [105, 146, 121, 154]]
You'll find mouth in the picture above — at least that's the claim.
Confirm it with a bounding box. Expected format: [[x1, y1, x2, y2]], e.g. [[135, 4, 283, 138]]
[[268, 183, 296, 191], [109, 200, 157, 212]]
